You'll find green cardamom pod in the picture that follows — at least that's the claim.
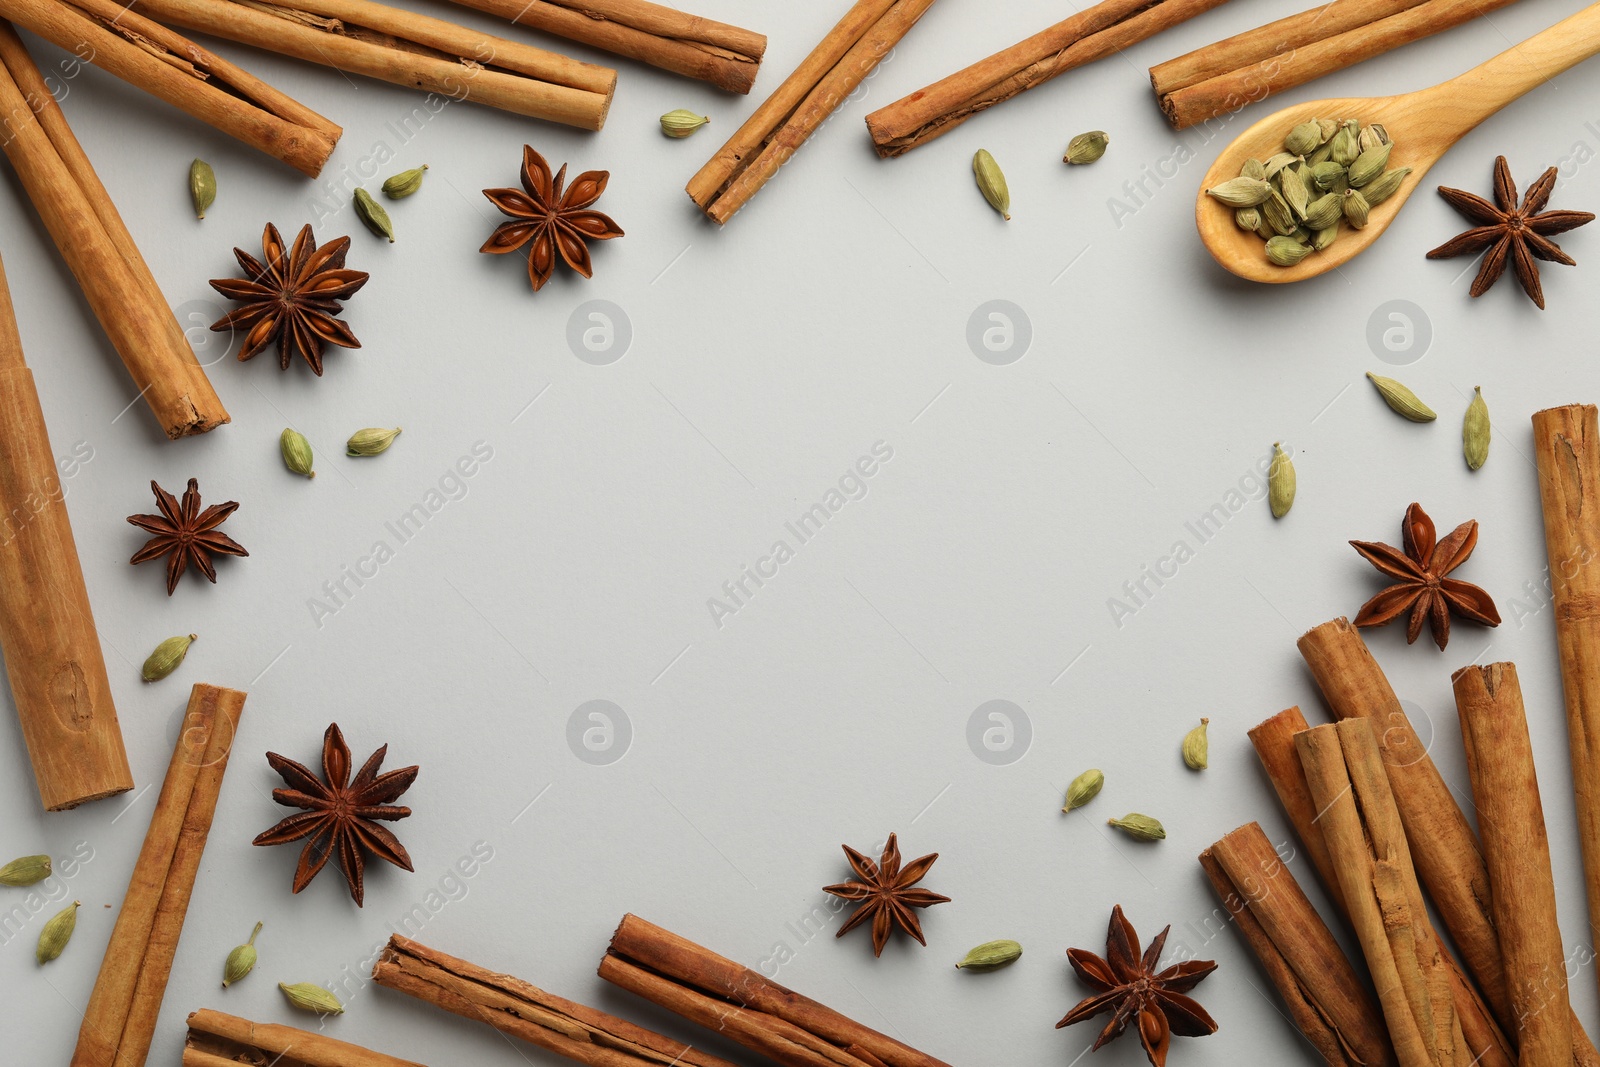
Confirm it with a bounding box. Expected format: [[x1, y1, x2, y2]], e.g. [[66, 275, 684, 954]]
[[347, 426, 402, 457], [1240, 157, 1266, 181], [1205, 176, 1272, 208], [1283, 120, 1321, 157], [1279, 165, 1310, 219], [0, 854, 51, 887], [1182, 718, 1209, 770], [659, 109, 709, 138], [1347, 142, 1392, 188], [280, 981, 344, 1014], [189, 159, 216, 220], [1366, 372, 1436, 422], [280, 428, 315, 478], [1309, 161, 1345, 191], [972, 149, 1010, 220], [1265, 235, 1312, 267], [381, 164, 428, 199], [223, 921, 262, 987], [1329, 124, 1359, 167], [1262, 190, 1297, 236], [141, 633, 197, 683], [1361, 167, 1410, 207], [1262, 152, 1298, 179], [1269, 442, 1295, 519], [1359, 123, 1391, 153], [353, 188, 395, 243], [1234, 207, 1261, 231], [1062, 768, 1104, 813], [1342, 188, 1371, 229], [1464, 386, 1490, 470], [1301, 192, 1343, 230], [1315, 117, 1339, 143], [1107, 813, 1165, 841], [1064, 130, 1109, 165], [1311, 222, 1340, 251], [956, 939, 1023, 970], [37, 901, 79, 964]]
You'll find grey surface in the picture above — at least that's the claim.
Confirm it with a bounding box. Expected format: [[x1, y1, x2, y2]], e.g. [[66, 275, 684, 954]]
[[4, 0, 1600, 1063]]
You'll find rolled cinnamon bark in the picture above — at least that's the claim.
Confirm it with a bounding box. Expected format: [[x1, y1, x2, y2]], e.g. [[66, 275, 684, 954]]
[[185, 1009, 427, 1067], [1454, 663, 1573, 1067]]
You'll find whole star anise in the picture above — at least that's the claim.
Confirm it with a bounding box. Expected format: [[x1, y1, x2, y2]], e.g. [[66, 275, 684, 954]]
[[1057, 906, 1217, 1067], [210, 223, 369, 374], [253, 723, 416, 906], [127, 477, 248, 595], [1351, 501, 1500, 650], [1426, 156, 1593, 309], [822, 833, 950, 957], [480, 145, 624, 292]]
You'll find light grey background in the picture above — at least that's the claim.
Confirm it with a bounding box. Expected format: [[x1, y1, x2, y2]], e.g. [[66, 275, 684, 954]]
[[3, 0, 1600, 1062]]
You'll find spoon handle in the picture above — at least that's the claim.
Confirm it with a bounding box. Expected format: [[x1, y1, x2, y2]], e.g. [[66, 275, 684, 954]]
[[1422, 0, 1600, 130]]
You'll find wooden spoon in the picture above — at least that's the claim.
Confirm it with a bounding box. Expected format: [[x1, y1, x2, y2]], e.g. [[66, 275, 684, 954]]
[[1196, 1, 1600, 282]]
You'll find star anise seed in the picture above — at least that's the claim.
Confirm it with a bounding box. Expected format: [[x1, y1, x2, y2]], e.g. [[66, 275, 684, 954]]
[[822, 832, 950, 957], [480, 145, 624, 292], [1426, 156, 1593, 309], [1057, 905, 1218, 1067], [127, 477, 248, 596], [210, 223, 369, 374], [253, 723, 417, 907], [1350, 501, 1501, 651]]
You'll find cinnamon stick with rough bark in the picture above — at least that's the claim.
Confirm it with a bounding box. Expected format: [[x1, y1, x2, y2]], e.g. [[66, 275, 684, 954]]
[[688, 0, 939, 223], [1200, 822, 1394, 1067], [185, 1009, 426, 1067], [601, 913, 954, 1067], [1532, 403, 1600, 1005], [0, 23, 228, 438], [864, 0, 1233, 156], [0, 252, 130, 812], [72, 684, 247, 1067], [371, 934, 739, 1067], [0, 0, 339, 175], [437, 0, 765, 93], [130, 0, 616, 129], [1454, 663, 1573, 1067]]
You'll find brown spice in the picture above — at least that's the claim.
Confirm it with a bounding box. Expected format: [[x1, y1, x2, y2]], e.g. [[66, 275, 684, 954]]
[[823, 832, 949, 957], [480, 145, 623, 292], [1349, 501, 1499, 650], [127, 478, 247, 596]]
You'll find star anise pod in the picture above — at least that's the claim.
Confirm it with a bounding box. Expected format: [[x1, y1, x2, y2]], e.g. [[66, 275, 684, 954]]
[[1426, 156, 1593, 309], [1350, 501, 1501, 651], [822, 833, 950, 957], [127, 477, 248, 596], [209, 222, 369, 374], [253, 723, 416, 906], [1056, 906, 1217, 1067], [480, 145, 624, 292]]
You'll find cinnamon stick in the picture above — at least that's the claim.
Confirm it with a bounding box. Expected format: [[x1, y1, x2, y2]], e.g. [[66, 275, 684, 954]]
[[185, 1009, 426, 1067], [1454, 663, 1573, 1067], [864, 0, 1233, 156], [0, 0, 339, 175], [0, 253, 130, 812], [1296, 720, 1461, 1067], [1200, 821, 1394, 1067], [437, 0, 765, 93], [1151, 0, 1525, 130], [0, 24, 228, 438], [602, 913, 953, 1067], [371, 934, 739, 1067], [688, 0, 939, 223], [129, 0, 616, 129], [72, 683, 247, 1067]]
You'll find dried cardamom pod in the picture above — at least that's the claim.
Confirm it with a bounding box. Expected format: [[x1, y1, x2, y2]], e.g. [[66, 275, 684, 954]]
[[1361, 166, 1410, 206], [1064, 130, 1109, 165], [223, 921, 263, 987], [1366, 372, 1436, 422], [0, 854, 51, 887], [972, 149, 1010, 220], [1268, 442, 1295, 519], [1464, 386, 1490, 470], [1311, 222, 1340, 251], [1329, 123, 1359, 167], [280, 981, 344, 1014], [1301, 192, 1342, 230], [141, 633, 197, 683], [1205, 176, 1272, 208], [1234, 207, 1261, 231], [347, 426, 402, 456], [659, 109, 709, 138], [1262, 152, 1298, 179], [381, 164, 428, 199], [1360, 123, 1391, 152], [1279, 165, 1310, 219], [1107, 814, 1166, 841], [280, 428, 314, 478], [1265, 235, 1311, 267], [1062, 768, 1104, 813], [1305, 141, 1335, 167], [1343, 188, 1371, 229], [1262, 190, 1297, 236], [354, 188, 395, 243], [1347, 142, 1392, 187], [1240, 157, 1266, 181], [1315, 117, 1339, 143], [1283, 120, 1321, 157], [956, 939, 1023, 970], [1309, 161, 1345, 191], [1182, 718, 1209, 770], [189, 159, 216, 220], [37, 901, 79, 964]]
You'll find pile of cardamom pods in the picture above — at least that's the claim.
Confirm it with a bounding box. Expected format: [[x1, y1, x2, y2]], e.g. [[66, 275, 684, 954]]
[[1206, 118, 1412, 267]]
